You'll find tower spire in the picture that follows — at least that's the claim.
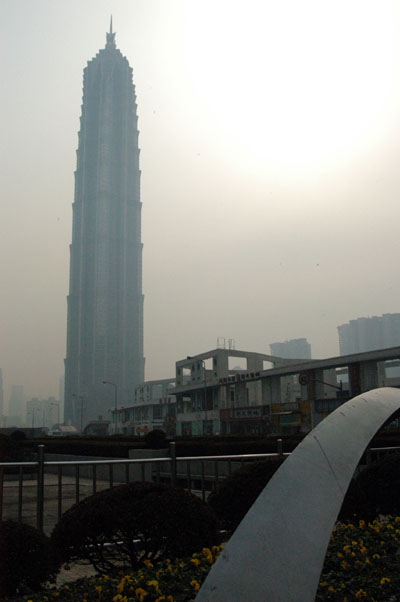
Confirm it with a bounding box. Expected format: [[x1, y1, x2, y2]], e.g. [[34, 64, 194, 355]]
[[106, 15, 116, 48]]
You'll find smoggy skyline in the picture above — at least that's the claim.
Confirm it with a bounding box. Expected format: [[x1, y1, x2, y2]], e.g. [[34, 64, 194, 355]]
[[2, 0, 400, 407]]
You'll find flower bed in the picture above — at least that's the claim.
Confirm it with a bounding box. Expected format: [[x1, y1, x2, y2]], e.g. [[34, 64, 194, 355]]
[[317, 518, 400, 601], [14, 518, 400, 602], [18, 546, 223, 602]]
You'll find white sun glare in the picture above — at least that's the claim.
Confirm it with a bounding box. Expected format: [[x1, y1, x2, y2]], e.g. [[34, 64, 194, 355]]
[[183, 0, 399, 175]]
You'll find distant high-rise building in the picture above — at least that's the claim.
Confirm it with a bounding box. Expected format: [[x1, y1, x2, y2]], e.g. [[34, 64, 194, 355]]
[[26, 397, 60, 429], [64, 20, 145, 427], [338, 314, 400, 355], [8, 384, 25, 426], [270, 338, 312, 360]]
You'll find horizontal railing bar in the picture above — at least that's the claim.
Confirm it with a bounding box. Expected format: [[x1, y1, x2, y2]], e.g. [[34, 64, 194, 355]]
[[43, 453, 286, 467], [43, 458, 171, 466], [0, 462, 37, 467], [1, 446, 398, 471], [369, 446, 400, 452], [175, 453, 290, 461]]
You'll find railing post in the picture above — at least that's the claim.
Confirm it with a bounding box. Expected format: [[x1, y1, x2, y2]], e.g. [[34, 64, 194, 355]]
[[36, 444, 45, 532], [0, 465, 4, 522], [169, 441, 176, 487], [277, 438, 283, 457]]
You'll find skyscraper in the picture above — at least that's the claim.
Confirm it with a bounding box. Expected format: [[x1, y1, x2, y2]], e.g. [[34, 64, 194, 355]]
[[64, 21, 144, 427], [337, 314, 400, 355], [270, 338, 312, 360]]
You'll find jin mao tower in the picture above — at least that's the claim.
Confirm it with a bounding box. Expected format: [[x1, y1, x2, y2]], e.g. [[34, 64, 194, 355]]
[[64, 21, 144, 427]]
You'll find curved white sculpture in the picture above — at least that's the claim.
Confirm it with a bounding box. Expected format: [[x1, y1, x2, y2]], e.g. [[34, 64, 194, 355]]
[[195, 388, 400, 602]]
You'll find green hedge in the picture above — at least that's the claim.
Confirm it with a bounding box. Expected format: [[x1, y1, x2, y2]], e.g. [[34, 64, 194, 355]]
[[174, 434, 303, 456], [21, 434, 301, 459], [51, 483, 219, 572], [208, 458, 285, 530], [0, 520, 60, 597], [340, 451, 400, 521], [23, 437, 146, 458]]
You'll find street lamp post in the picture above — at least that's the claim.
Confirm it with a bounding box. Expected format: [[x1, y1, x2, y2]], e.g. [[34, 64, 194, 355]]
[[102, 381, 118, 434], [49, 401, 60, 426]]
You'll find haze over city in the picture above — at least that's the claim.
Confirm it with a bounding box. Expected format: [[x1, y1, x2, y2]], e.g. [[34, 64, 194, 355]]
[[2, 0, 400, 407]]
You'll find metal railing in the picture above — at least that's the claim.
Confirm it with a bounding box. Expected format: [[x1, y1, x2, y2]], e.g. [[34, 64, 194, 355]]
[[0, 441, 287, 532], [0, 441, 398, 533]]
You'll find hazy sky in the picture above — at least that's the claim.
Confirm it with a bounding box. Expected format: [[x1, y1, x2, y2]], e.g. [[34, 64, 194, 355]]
[[2, 0, 400, 406]]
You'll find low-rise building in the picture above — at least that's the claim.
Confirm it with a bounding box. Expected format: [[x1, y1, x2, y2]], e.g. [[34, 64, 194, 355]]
[[172, 346, 400, 436], [174, 348, 304, 436], [113, 379, 176, 436]]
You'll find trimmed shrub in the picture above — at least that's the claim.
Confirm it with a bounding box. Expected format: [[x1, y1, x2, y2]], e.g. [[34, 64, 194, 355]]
[[0, 520, 60, 597], [175, 435, 302, 457], [208, 458, 285, 531], [144, 428, 167, 449], [340, 452, 400, 521], [51, 482, 219, 572], [9, 429, 27, 442]]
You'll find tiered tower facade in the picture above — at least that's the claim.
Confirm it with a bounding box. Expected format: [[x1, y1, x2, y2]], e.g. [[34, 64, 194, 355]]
[[64, 22, 144, 427]]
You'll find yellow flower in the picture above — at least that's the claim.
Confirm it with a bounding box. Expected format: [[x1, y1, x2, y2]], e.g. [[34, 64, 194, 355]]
[[395, 516, 400, 523], [359, 520, 365, 528], [343, 545, 351, 552], [328, 585, 336, 592], [135, 588, 147, 601], [380, 577, 391, 585], [190, 580, 200, 591], [147, 580, 160, 593], [95, 586, 102, 593], [355, 589, 367, 599], [360, 546, 367, 555], [117, 582, 125, 593], [372, 553, 380, 559], [167, 597, 174, 602], [319, 581, 328, 587], [337, 552, 343, 558], [155, 598, 165, 602], [143, 559, 153, 568], [341, 560, 348, 570], [190, 558, 200, 566]]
